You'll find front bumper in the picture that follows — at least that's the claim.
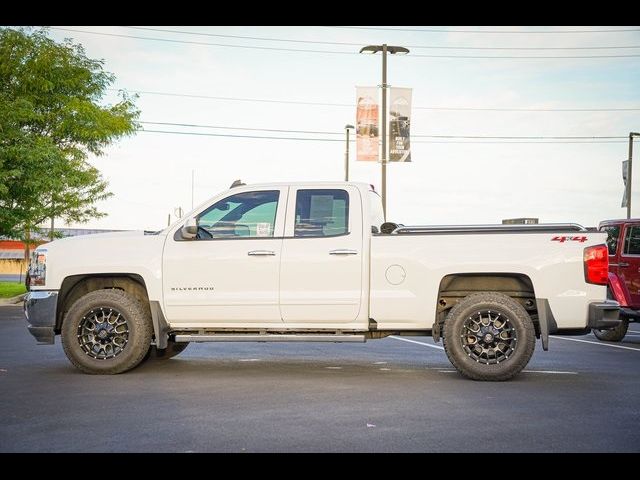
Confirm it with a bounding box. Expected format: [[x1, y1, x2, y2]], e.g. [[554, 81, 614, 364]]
[[588, 300, 621, 330], [23, 291, 58, 344]]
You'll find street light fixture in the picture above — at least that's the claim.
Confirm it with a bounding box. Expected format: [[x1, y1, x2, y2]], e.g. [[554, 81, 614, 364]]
[[344, 124, 354, 181], [359, 44, 409, 220]]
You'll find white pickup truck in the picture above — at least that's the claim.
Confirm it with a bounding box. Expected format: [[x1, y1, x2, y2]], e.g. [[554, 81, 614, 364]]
[[24, 181, 619, 380]]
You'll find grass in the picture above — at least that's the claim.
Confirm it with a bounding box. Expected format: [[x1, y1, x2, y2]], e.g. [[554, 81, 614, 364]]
[[0, 281, 26, 299]]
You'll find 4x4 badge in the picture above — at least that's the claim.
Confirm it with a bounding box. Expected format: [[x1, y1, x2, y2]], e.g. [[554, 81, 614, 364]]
[[551, 236, 587, 243]]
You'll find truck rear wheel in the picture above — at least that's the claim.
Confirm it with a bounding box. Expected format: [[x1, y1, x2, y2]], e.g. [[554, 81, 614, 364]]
[[593, 318, 629, 342], [61, 289, 153, 374], [443, 292, 535, 381]]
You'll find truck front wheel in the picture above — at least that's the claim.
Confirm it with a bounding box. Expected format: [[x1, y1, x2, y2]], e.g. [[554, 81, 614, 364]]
[[443, 292, 536, 381], [61, 289, 153, 374]]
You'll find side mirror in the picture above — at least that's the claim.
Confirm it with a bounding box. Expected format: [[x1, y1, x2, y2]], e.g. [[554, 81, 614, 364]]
[[181, 217, 198, 239]]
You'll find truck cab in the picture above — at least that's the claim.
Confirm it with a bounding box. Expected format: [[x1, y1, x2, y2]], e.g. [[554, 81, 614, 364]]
[[594, 219, 640, 341]]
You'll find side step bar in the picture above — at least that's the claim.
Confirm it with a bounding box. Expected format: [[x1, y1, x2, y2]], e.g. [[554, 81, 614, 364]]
[[174, 334, 366, 343]]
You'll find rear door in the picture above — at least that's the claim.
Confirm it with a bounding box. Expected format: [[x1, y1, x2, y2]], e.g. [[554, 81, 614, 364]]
[[619, 223, 640, 306], [279, 186, 364, 324]]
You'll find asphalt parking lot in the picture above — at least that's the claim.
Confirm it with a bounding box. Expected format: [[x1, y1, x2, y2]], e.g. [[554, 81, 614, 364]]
[[1, 305, 639, 452]]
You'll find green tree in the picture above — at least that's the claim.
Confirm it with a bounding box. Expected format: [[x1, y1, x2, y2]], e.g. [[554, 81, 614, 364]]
[[0, 27, 139, 242]]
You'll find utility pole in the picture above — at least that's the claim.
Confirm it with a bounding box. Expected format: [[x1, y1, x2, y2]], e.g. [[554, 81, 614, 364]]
[[627, 132, 640, 219], [381, 44, 388, 219], [191, 169, 195, 209], [344, 124, 354, 181], [359, 44, 409, 220]]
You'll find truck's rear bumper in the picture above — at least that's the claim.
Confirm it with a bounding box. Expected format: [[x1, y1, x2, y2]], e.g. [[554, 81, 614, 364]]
[[23, 291, 58, 344], [588, 300, 621, 330]]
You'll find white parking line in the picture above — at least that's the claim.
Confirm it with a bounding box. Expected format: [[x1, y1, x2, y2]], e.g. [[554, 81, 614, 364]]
[[522, 370, 577, 375], [389, 336, 445, 350], [551, 336, 640, 352]]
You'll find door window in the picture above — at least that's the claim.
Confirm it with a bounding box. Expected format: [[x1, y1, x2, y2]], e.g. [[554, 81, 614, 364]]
[[623, 226, 640, 255], [197, 191, 279, 239], [600, 225, 621, 255], [294, 189, 349, 237]]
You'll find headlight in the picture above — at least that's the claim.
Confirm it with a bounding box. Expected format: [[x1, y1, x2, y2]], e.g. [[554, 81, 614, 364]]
[[28, 250, 47, 286]]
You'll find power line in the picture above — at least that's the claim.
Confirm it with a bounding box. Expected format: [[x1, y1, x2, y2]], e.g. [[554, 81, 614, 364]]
[[320, 26, 640, 34], [49, 27, 355, 55], [140, 121, 341, 135], [122, 26, 640, 50], [141, 129, 341, 142], [139, 129, 628, 143], [115, 89, 640, 112], [48, 27, 640, 58], [139, 121, 627, 139]]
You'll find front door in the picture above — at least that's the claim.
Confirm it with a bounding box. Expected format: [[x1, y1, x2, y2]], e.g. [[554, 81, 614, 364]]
[[601, 223, 622, 278], [620, 223, 640, 307], [279, 187, 364, 325], [163, 187, 287, 326]]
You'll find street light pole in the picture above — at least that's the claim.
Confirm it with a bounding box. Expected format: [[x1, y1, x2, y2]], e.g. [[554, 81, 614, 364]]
[[359, 44, 409, 221], [344, 124, 354, 181], [628, 132, 640, 219], [381, 44, 388, 219]]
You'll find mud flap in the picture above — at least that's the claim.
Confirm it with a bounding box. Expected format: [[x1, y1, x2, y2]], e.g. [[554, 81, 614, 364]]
[[150, 301, 170, 349], [535, 298, 555, 351]]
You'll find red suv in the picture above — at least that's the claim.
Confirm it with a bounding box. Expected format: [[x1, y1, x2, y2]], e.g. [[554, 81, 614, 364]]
[[596, 219, 640, 341]]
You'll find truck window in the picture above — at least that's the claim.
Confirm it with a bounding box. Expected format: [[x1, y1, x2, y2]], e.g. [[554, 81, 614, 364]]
[[294, 189, 349, 237], [197, 191, 279, 238], [623, 226, 640, 255], [601, 225, 620, 255]]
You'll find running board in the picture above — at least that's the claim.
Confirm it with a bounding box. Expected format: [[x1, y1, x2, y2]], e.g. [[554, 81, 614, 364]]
[[174, 334, 366, 343]]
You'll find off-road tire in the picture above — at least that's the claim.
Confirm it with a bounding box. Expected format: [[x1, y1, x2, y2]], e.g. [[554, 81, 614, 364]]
[[61, 289, 153, 374], [443, 292, 536, 381], [593, 318, 629, 342]]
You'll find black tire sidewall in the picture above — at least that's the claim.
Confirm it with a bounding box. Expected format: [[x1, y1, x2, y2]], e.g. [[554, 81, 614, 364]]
[[593, 318, 629, 342], [443, 292, 536, 381], [61, 290, 152, 374]]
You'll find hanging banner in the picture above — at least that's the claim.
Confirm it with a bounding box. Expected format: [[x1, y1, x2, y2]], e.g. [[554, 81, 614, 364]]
[[356, 86, 379, 162], [389, 87, 412, 162]]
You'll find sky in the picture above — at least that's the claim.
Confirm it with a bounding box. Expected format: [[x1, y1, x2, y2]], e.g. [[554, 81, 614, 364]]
[[41, 26, 640, 231]]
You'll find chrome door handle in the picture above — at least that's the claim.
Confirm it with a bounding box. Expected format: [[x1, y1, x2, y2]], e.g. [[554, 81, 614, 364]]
[[619, 262, 630, 267], [329, 249, 358, 255], [248, 250, 276, 256]]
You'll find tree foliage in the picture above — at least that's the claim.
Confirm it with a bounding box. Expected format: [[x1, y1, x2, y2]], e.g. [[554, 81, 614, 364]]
[[0, 27, 140, 238]]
